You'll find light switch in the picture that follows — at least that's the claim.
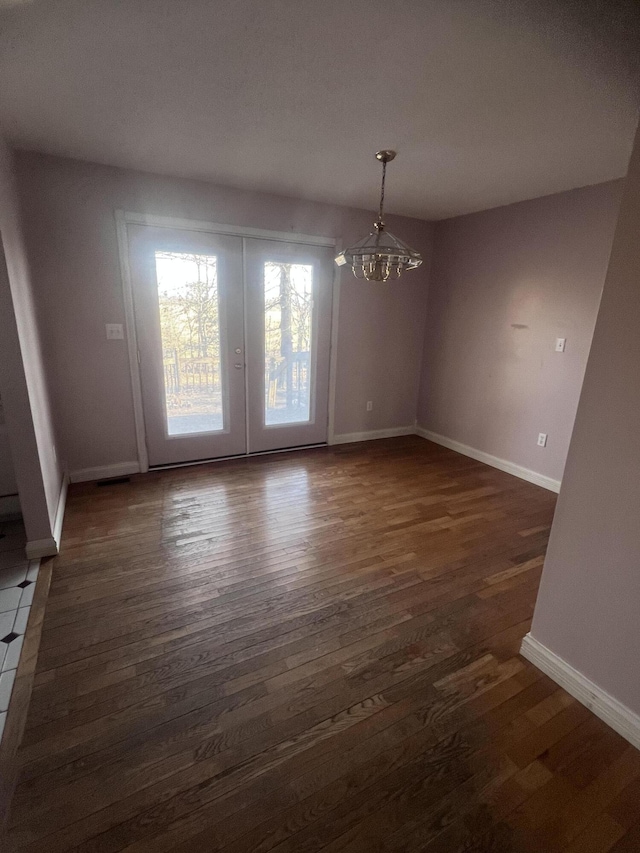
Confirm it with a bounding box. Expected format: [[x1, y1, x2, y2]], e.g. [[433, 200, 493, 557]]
[[555, 337, 566, 352], [106, 324, 124, 340]]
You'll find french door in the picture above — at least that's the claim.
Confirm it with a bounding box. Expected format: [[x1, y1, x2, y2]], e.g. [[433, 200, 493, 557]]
[[127, 223, 333, 467]]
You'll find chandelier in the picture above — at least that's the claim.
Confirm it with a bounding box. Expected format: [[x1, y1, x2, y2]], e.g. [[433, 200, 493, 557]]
[[335, 150, 422, 281]]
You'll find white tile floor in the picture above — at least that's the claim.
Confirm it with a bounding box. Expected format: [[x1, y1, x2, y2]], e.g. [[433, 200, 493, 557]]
[[0, 519, 39, 742]]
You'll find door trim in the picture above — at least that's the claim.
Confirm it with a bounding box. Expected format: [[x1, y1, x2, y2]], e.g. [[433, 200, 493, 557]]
[[118, 211, 337, 247], [115, 210, 340, 473], [115, 211, 149, 472], [327, 239, 342, 447]]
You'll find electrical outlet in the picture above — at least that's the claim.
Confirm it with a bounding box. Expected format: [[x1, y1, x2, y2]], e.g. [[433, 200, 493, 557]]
[[366, 401, 373, 412], [555, 338, 566, 352], [106, 323, 124, 340], [537, 433, 548, 447]]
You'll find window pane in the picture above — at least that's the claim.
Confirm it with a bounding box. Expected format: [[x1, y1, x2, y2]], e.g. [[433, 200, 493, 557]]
[[155, 251, 224, 436], [264, 262, 313, 426]]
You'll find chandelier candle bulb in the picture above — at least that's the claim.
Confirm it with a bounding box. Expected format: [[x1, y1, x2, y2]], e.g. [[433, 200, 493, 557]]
[[335, 150, 423, 281]]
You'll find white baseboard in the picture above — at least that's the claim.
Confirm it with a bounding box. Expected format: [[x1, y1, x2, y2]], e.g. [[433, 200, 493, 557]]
[[0, 494, 21, 519], [520, 633, 640, 751], [69, 462, 141, 484], [25, 537, 58, 559], [414, 427, 561, 493], [331, 426, 416, 446]]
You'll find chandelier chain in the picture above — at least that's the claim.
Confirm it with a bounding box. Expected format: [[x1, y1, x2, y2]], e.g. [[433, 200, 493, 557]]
[[378, 159, 386, 226]]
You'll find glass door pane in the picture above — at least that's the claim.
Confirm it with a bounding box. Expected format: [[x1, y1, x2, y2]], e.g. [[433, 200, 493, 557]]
[[128, 224, 246, 467], [263, 261, 313, 426], [245, 238, 334, 454], [155, 251, 225, 436]]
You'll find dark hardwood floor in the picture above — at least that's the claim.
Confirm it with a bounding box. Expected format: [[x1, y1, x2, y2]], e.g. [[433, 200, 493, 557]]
[[3, 436, 639, 852]]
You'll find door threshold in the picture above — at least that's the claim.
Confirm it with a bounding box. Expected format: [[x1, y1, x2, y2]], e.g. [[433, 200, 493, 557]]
[[149, 443, 328, 471]]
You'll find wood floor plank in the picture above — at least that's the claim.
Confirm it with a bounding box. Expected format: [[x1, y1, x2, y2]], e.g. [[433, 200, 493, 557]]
[[1, 436, 638, 853]]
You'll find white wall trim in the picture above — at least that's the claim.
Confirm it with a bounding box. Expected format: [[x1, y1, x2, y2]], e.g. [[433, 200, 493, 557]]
[[327, 242, 342, 446], [0, 494, 21, 518], [118, 211, 337, 248], [52, 471, 68, 548], [23, 471, 68, 558], [414, 427, 561, 493], [69, 462, 141, 484], [25, 537, 58, 559], [520, 633, 640, 751], [115, 209, 150, 474], [332, 426, 416, 445]]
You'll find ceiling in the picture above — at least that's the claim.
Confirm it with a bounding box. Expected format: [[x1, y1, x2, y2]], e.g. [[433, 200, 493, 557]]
[[1, 0, 639, 220]]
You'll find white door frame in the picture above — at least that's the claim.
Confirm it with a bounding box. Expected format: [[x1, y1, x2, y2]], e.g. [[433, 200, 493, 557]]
[[114, 210, 341, 473]]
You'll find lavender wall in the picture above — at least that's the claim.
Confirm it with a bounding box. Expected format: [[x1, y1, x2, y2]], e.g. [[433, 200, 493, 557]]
[[417, 182, 623, 483], [0, 445, 18, 498], [0, 140, 62, 541], [0, 391, 18, 497], [530, 123, 640, 715], [15, 152, 433, 474]]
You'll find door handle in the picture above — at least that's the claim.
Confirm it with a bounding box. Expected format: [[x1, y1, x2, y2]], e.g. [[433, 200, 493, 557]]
[[234, 363, 243, 369]]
